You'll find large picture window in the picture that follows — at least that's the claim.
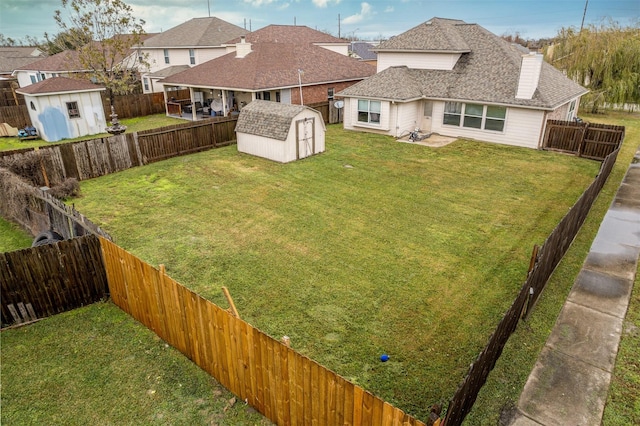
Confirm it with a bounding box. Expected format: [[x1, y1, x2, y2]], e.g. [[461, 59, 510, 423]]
[[357, 99, 381, 124], [443, 102, 506, 132]]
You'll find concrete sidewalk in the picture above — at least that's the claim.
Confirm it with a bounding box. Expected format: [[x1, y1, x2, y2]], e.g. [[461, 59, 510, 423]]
[[509, 146, 640, 426]]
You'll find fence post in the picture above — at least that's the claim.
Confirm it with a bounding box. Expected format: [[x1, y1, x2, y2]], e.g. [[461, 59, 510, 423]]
[[577, 123, 589, 157]]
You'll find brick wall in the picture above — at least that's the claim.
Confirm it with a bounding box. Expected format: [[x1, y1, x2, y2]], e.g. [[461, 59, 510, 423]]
[[292, 80, 362, 105]]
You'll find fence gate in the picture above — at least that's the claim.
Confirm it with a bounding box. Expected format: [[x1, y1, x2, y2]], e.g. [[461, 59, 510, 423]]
[[543, 120, 625, 160]]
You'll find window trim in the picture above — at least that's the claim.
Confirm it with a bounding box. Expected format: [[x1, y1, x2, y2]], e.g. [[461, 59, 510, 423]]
[[189, 49, 195, 65], [163, 49, 170, 64]]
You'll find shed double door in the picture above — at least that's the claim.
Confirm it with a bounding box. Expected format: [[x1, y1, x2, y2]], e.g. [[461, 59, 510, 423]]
[[295, 117, 315, 159]]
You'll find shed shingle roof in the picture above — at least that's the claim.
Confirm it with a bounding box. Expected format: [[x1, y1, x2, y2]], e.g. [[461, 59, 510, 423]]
[[16, 76, 104, 95], [143, 17, 248, 48], [235, 99, 318, 141], [339, 19, 587, 109]]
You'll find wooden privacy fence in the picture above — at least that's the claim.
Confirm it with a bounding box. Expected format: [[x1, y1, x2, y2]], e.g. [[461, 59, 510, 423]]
[[0, 168, 111, 240], [543, 120, 625, 160], [0, 235, 108, 327], [0, 105, 31, 128], [443, 147, 621, 425], [100, 237, 428, 426], [0, 117, 238, 188]]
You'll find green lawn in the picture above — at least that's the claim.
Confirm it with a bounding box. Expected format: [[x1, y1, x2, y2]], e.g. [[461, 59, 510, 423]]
[[70, 123, 603, 420], [0, 113, 185, 151], [1, 302, 271, 425], [468, 111, 640, 424], [0, 217, 32, 252]]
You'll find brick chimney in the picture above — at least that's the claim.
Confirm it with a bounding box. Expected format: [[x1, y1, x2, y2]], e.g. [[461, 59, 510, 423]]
[[235, 36, 252, 58], [516, 52, 543, 100]]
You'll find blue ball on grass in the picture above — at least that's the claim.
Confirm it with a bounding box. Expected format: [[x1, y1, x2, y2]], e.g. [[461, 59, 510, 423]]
[[380, 354, 389, 362]]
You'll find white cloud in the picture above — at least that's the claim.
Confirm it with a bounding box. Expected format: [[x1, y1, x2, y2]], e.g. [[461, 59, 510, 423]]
[[312, 0, 342, 8], [243, 0, 277, 6], [384, 6, 394, 13], [342, 2, 372, 24]]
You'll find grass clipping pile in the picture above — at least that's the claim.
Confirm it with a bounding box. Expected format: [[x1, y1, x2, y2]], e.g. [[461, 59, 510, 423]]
[[0, 153, 80, 200]]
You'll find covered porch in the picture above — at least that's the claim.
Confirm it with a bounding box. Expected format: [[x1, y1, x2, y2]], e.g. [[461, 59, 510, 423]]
[[161, 83, 290, 121]]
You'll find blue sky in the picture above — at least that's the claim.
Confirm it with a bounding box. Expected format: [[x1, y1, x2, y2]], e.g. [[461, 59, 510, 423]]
[[1, 0, 638, 42]]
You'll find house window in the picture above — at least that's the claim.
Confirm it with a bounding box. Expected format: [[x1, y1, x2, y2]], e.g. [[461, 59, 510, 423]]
[[263, 91, 271, 101], [189, 49, 195, 65], [255, 92, 261, 100], [485, 106, 506, 131], [66, 101, 80, 118], [275, 91, 281, 102], [357, 99, 381, 124], [30, 75, 37, 84], [328, 88, 334, 100], [443, 102, 462, 126], [143, 77, 149, 91], [30, 101, 36, 111], [164, 49, 170, 64], [463, 103, 483, 129], [567, 100, 576, 120], [443, 102, 506, 132]]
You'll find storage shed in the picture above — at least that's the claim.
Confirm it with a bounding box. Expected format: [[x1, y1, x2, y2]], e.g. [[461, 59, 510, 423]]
[[16, 76, 107, 142], [235, 100, 325, 163]]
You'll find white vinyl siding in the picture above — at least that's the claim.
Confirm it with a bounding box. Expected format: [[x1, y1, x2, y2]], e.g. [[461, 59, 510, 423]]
[[377, 52, 461, 72]]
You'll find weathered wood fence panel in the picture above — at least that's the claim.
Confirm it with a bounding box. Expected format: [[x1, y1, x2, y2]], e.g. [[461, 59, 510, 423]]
[[99, 237, 426, 426], [1, 119, 238, 187], [0, 104, 30, 128], [0, 235, 108, 327], [443, 147, 621, 425], [543, 120, 625, 160]]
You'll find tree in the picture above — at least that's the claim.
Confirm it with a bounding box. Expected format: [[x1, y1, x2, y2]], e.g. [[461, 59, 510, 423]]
[[547, 20, 640, 112], [28, 28, 93, 55], [0, 34, 20, 46], [54, 0, 148, 104]]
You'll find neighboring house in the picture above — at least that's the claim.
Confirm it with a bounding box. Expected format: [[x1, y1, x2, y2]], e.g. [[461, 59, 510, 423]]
[[13, 34, 155, 89], [0, 46, 46, 78], [139, 17, 249, 93], [13, 50, 87, 87], [159, 25, 375, 120], [235, 99, 325, 163], [338, 18, 588, 149], [16, 76, 107, 142], [349, 41, 378, 66]]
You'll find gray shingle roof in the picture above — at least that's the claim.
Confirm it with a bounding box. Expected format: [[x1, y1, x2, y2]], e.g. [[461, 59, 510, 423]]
[[0, 47, 46, 74], [143, 17, 248, 48], [147, 65, 191, 78], [375, 18, 469, 52], [350, 42, 377, 60], [235, 100, 315, 141], [339, 19, 587, 109]]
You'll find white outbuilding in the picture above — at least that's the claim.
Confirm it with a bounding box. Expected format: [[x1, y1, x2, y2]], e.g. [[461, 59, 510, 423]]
[[235, 100, 325, 163], [16, 76, 107, 142]]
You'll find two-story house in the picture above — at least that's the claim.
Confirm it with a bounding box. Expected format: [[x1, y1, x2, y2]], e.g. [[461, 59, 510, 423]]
[[139, 17, 249, 93], [338, 18, 588, 149]]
